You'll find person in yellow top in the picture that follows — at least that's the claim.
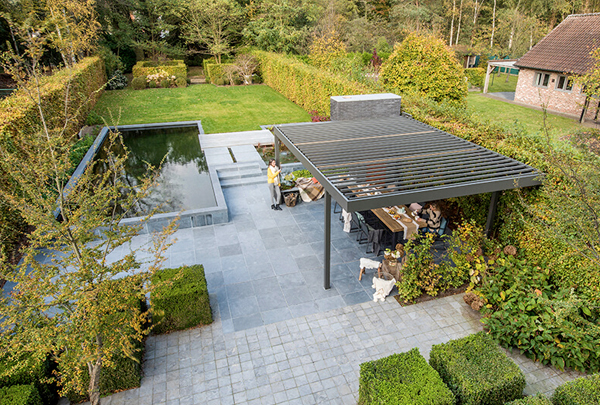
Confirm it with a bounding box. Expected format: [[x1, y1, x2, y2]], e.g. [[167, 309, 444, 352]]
[[267, 159, 282, 210]]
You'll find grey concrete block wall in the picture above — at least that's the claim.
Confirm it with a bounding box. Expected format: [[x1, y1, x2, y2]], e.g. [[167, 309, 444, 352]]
[[330, 93, 402, 121]]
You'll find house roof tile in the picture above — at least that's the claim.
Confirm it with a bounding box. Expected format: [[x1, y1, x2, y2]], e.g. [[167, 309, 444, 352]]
[[515, 13, 600, 75]]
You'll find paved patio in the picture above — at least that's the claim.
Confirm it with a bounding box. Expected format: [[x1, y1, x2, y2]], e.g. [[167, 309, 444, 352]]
[[82, 180, 584, 405]]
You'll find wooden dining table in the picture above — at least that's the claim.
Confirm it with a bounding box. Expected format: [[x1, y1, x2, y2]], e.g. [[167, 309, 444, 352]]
[[371, 205, 424, 246]]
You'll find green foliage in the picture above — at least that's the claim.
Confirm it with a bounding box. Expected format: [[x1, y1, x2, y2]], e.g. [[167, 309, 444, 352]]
[[0, 356, 55, 405], [151, 265, 213, 334], [175, 77, 187, 88], [396, 233, 459, 302], [132, 60, 187, 80], [0, 56, 105, 269], [380, 33, 468, 105], [358, 348, 454, 405], [447, 220, 486, 289], [504, 394, 551, 405], [253, 50, 374, 115], [64, 298, 145, 404], [477, 255, 600, 373], [465, 67, 485, 88], [160, 79, 171, 88], [429, 332, 526, 405], [0, 385, 43, 405], [97, 46, 124, 78], [552, 374, 600, 405], [309, 33, 347, 69], [131, 77, 147, 90], [206, 63, 234, 84], [106, 70, 128, 91], [148, 80, 157, 89]]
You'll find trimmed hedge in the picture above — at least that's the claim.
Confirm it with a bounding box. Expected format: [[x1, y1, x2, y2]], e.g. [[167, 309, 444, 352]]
[[358, 348, 454, 405], [429, 332, 525, 405], [504, 394, 551, 405], [131, 60, 187, 79], [0, 385, 43, 405], [0, 57, 106, 261], [253, 50, 375, 115], [0, 356, 56, 405], [552, 374, 600, 405], [151, 265, 212, 334], [205, 63, 234, 85]]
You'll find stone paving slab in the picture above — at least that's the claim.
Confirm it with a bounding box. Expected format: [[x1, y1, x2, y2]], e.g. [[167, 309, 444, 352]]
[[82, 294, 582, 405], [200, 130, 274, 149]]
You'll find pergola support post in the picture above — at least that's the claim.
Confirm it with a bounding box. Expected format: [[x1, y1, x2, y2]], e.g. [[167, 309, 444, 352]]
[[483, 62, 494, 93], [485, 191, 500, 238], [323, 191, 331, 290], [274, 136, 281, 165]]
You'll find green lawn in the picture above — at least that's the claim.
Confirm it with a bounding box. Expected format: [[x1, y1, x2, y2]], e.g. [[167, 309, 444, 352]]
[[90, 84, 311, 134], [483, 73, 519, 93], [467, 93, 583, 138]]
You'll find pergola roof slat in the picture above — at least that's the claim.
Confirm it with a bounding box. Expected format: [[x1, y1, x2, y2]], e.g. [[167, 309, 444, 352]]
[[274, 115, 543, 212]]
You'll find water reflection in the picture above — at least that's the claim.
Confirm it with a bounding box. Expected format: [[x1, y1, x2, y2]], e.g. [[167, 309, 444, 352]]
[[97, 126, 215, 217]]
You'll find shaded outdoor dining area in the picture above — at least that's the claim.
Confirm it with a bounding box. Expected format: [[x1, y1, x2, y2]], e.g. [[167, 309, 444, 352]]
[[272, 97, 543, 290]]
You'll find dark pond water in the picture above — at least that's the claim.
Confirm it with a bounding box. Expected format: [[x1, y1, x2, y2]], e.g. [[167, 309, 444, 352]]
[[100, 126, 215, 217]]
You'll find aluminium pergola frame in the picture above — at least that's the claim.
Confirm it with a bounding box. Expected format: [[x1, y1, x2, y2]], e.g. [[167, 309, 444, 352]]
[[273, 116, 542, 290]]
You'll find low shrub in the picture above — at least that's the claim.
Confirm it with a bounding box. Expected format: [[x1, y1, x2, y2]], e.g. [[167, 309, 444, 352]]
[[148, 80, 157, 89], [429, 332, 525, 405], [132, 60, 186, 79], [551, 374, 600, 405], [0, 385, 43, 405], [0, 355, 56, 405], [358, 348, 454, 405], [131, 77, 146, 90], [504, 394, 551, 405], [151, 265, 212, 334], [465, 67, 485, 88], [106, 70, 128, 90], [160, 79, 171, 88], [214, 78, 225, 86], [175, 77, 187, 88]]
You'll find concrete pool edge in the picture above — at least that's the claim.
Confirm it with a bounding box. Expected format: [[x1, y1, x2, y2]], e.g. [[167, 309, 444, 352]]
[[65, 120, 228, 233]]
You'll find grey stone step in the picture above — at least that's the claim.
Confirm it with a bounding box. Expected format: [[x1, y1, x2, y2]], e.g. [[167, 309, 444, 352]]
[[220, 177, 266, 187], [218, 167, 263, 180]]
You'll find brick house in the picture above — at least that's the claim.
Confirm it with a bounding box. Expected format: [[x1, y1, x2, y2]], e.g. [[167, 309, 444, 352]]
[[514, 13, 600, 122]]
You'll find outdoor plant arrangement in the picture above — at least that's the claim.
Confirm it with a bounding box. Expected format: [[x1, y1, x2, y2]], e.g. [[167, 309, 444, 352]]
[[358, 348, 454, 405], [395, 233, 455, 302], [446, 219, 486, 289], [280, 169, 312, 191], [476, 254, 600, 373], [429, 332, 526, 405]]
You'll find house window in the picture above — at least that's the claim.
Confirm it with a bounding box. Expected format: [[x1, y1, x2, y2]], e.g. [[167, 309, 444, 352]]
[[556, 75, 573, 92], [534, 72, 550, 88]]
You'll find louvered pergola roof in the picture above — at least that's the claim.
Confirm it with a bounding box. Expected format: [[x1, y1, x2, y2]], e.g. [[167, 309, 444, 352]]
[[274, 115, 542, 212]]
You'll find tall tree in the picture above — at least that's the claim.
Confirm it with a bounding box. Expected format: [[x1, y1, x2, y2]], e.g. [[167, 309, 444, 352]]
[[180, 0, 243, 63], [0, 4, 175, 404]]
